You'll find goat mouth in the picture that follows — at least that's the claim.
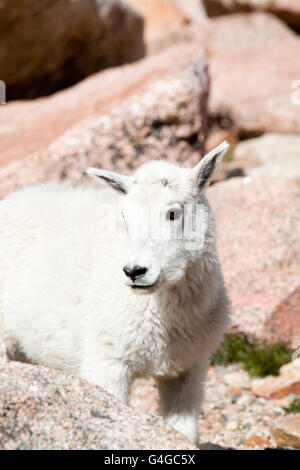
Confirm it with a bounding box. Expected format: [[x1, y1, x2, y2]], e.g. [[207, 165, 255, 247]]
[[132, 284, 153, 289], [131, 280, 159, 291]]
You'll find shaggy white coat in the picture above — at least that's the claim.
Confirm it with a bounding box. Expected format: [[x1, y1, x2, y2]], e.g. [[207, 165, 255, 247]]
[[0, 142, 230, 443]]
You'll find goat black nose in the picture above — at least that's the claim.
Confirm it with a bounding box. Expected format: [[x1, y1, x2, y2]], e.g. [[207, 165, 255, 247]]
[[123, 265, 147, 282]]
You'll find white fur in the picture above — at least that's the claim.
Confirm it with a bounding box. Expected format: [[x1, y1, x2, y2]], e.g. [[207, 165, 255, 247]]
[[0, 142, 230, 443]]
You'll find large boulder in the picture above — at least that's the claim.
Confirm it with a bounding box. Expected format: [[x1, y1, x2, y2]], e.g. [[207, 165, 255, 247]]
[[251, 359, 300, 399], [203, 0, 300, 31], [207, 176, 300, 346], [197, 13, 300, 137], [271, 415, 300, 450], [0, 0, 144, 100], [0, 42, 209, 198], [233, 134, 300, 179], [0, 360, 196, 450], [125, 0, 191, 52]]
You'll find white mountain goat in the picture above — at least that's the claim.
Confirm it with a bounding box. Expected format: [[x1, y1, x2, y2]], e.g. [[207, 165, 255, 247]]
[[0, 141, 230, 443]]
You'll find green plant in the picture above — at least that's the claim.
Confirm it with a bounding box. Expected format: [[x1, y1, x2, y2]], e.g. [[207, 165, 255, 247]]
[[284, 398, 300, 414], [223, 148, 234, 163], [211, 334, 291, 377]]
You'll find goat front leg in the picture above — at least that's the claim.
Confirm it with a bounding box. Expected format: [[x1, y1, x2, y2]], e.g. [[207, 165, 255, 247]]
[[157, 361, 208, 444], [80, 358, 132, 405]]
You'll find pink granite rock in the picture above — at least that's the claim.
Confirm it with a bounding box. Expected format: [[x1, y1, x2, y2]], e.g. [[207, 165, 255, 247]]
[[197, 13, 300, 136], [125, 0, 191, 53], [207, 175, 300, 346], [203, 0, 300, 31], [0, 42, 209, 198], [233, 134, 300, 179], [0, 361, 196, 450], [0, 0, 145, 100], [271, 414, 300, 450], [252, 372, 300, 399]]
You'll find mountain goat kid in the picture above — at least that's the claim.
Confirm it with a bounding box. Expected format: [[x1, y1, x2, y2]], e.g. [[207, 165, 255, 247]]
[[0, 141, 230, 443]]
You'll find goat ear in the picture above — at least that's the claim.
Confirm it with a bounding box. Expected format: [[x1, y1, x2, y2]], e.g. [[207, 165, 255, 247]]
[[193, 141, 229, 190], [86, 168, 132, 194]]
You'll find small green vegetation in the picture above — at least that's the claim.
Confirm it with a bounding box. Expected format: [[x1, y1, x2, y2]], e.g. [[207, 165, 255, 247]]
[[211, 334, 291, 378], [284, 398, 300, 414], [223, 148, 234, 163]]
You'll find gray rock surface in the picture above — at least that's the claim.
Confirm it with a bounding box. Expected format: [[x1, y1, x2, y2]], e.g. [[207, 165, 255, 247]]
[[0, 360, 196, 450]]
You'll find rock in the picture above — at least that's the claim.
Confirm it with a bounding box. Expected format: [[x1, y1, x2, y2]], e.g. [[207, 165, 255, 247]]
[[280, 359, 300, 378], [0, 42, 209, 198], [271, 415, 300, 450], [226, 386, 243, 398], [207, 176, 300, 346], [270, 287, 300, 347], [130, 378, 160, 414], [197, 13, 300, 136], [245, 434, 271, 449], [225, 421, 239, 431], [125, 0, 191, 52], [198, 442, 231, 450], [0, 361, 196, 450], [251, 375, 300, 400], [233, 134, 300, 179], [0, 0, 144, 100], [251, 359, 300, 399], [223, 370, 251, 389], [197, 364, 279, 449], [203, 0, 300, 31], [176, 0, 208, 22]]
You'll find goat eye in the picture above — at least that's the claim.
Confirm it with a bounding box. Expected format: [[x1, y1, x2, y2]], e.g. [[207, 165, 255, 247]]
[[166, 208, 181, 221]]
